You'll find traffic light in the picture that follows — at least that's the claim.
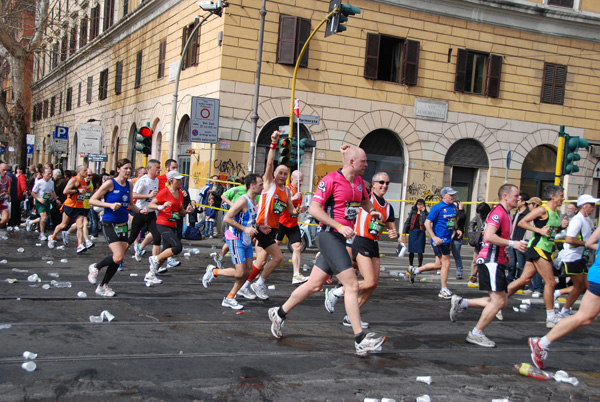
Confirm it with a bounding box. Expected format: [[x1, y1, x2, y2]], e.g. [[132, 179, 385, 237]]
[[289, 138, 305, 168], [563, 134, 588, 175], [325, 1, 361, 37], [278, 137, 292, 167], [135, 125, 153, 155]]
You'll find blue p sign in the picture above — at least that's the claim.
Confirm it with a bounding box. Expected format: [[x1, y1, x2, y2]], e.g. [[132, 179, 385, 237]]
[[54, 126, 69, 139]]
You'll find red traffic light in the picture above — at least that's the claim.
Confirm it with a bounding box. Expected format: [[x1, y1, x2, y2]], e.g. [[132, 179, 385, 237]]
[[139, 126, 153, 138]]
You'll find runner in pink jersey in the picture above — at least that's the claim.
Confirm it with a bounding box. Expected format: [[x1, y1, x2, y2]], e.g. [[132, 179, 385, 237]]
[[449, 184, 527, 348]]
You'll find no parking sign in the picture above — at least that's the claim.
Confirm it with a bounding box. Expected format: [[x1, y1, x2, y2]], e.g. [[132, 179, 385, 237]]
[[190, 97, 219, 144]]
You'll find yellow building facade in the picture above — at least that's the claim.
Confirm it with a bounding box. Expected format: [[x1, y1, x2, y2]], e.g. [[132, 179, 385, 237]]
[[30, 0, 600, 221]]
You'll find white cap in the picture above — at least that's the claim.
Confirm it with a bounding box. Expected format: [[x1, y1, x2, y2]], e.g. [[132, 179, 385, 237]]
[[167, 171, 183, 180], [577, 194, 600, 207]]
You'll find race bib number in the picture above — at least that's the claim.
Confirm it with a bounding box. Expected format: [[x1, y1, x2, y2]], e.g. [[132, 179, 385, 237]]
[[76, 194, 85, 201], [446, 218, 456, 229], [369, 219, 385, 236], [272, 199, 286, 215], [114, 223, 128, 234], [345, 201, 360, 221], [42, 193, 52, 200], [85, 192, 92, 199], [548, 226, 559, 242], [169, 212, 181, 222]]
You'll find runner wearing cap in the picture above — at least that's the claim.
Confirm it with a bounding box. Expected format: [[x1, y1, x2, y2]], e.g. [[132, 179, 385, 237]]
[[449, 184, 527, 348], [146, 170, 195, 284], [529, 218, 600, 370], [409, 187, 460, 299], [507, 184, 567, 328], [553, 194, 597, 318]]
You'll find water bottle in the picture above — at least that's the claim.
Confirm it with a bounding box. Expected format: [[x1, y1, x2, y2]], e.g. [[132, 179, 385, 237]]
[[17, 247, 24, 253], [48, 273, 60, 278], [515, 363, 551, 380], [0, 259, 7, 264], [50, 281, 72, 288]]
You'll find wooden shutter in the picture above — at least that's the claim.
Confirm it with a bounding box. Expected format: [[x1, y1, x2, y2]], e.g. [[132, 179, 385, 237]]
[[158, 40, 166, 79], [298, 17, 311, 68], [86, 76, 93, 104], [181, 25, 188, 70], [486, 54, 502, 98], [364, 33, 380, 79], [454, 48, 468, 92], [553, 65, 566, 105], [401, 39, 420, 86], [277, 15, 297, 65], [115, 61, 122, 94], [135, 50, 142, 88], [190, 22, 199, 66]]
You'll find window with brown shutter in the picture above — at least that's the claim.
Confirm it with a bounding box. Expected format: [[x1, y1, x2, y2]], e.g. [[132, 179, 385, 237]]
[[135, 50, 142, 88], [90, 5, 100, 40], [115, 61, 123, 94], [158, 39, 166, 79], [181, 22, 199, 70], [99, 69, 108, 100], [66, 87, 72, 111], [87, 76, 93, 104], [454, 49, 502, 97], [541, 63, 567, 105], [276, 14, 310, 68], [50, 96, 55, 117], [80, 15, 88, 48], [104, 0, 115, 31], [548, 0, 574, 7], [60, 32, 68, 61], [70, 24, 77, 56], [363, 33, 420, 86]]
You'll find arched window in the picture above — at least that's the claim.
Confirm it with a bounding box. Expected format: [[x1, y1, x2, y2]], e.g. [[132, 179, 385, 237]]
[[520, 145, 557, 197]]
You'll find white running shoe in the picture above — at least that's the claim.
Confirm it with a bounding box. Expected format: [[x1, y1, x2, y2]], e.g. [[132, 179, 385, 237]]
[[449, 295, 464, 322], [292, 273, 309, 284], [95, 284, 115, 297], [222, 297, 244, 310], [144, 271, 163, 284], [237, 287, 257, 300], [85, 239, 94, 249], [38, 233, 47, 241], [88, 263, 99, 284], [355, 333, 386, 356], [62, 231, 70, 245], [149, 256, 159, 274], [202, 265, 216, 288], [342, 315, 369, 329], [211, 252, 223, 269], [250, 282, 269, 300], [466, 331, 496, 348], [324, 288, 339, 313], [495, 310, 504, 321], [268, 307, 284, 339], [76, 243, 86, 254], [166, 257, 181, 268], [26, 219, 33, 232], [47, 236, 56, 249], [438, 288, 454, 299], [134, 244, 144, 262]]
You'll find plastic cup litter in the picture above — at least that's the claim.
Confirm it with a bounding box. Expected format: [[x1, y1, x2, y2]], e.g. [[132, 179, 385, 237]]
[[101, 310, 115, 322], [22, 351, 37, 360], [17, 248, 24, 253], [21, 361, 36, 372], [268, 285, 276, 290], [27, 274, 41, 283], [41, 284, 50, 290], [60, 259, 68, 263], [416, 376, 432, 385], [89, 315, 103, 323], [77, 291, 87, 298], [0, 259, 7, 264]]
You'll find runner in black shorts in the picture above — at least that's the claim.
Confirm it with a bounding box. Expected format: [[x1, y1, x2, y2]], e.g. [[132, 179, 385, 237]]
[[268, 145, 386, 356], [88, 159, 144, 297]]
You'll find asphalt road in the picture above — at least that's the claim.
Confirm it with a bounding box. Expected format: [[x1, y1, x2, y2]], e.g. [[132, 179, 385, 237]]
[[1, 227, 599, 401]]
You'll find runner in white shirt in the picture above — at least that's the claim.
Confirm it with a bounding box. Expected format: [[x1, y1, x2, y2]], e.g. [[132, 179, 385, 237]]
[[30, 167, 59, 239]]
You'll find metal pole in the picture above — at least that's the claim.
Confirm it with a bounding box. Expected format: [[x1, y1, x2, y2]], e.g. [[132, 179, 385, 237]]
[[248, 0, 267, 174], [168, 12, 215, 161], [209, 143, 213, 178], [555, 125, 565, 185]]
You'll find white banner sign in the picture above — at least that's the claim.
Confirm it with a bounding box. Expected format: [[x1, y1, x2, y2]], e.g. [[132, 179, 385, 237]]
[[77, 124, 103, 155]]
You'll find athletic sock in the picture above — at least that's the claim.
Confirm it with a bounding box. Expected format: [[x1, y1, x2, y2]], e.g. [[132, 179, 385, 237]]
[[560, 307, 569, 314], [256, 276, 266, 286], [332, 287, 344, 298], [554, 289, 561, 299], [539, 336, 551, 350], [277, 306, 287, 319], [472, 327, 483, 336], [459, 298, 469, 309], [247, 265, 261, 282], [227, 292, 235, 299], [239, 281, 250, 291], [546, 310, 555, 319], [214, 268, 220, 276], [355, 332, 365, 343]]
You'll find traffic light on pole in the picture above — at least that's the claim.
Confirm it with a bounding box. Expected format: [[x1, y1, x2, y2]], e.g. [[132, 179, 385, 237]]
[[325, 1, 361, 37], [563, 134, 589, 175], [290, 138, 305, 168], [278, 137, 292, 167], [135, 125, 153, 155]]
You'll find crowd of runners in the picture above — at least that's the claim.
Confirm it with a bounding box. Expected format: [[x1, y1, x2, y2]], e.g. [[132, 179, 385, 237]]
[[1, 129, 600, 363]]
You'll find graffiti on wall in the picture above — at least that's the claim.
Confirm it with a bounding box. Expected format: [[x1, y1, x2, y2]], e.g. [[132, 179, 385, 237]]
[[214, 158, 246, 179], [407, 183, 441, 202]]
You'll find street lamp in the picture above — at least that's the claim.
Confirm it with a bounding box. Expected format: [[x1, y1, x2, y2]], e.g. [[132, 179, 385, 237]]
[[168, 1, 228, 160]]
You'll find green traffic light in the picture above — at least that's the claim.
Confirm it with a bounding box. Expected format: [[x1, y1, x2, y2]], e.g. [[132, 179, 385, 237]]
[[340, 4, 361, 16]]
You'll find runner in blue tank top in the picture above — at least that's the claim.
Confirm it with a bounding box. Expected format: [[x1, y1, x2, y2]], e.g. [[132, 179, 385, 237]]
[[88, 159, 148, 297], [202, 174, 263, 310]]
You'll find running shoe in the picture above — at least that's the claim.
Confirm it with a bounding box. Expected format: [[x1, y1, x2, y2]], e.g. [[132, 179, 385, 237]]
[[466, 331, 496, 348], [268, 307, 284, 339], [62, 231, 70, 245], [342, 315, 369, 329], [449, 295, 464, 322], [202, 264, 216, 288], [88, 263, 99, 284], [292, 273, 308, 285], [157, 266, 168, 274], [250, 282, 269, 300], [95, 284, 115, 297], [528, 337, 547, 369], [557, 309, 572, 319], [134, 244, 144, 262], [495, 310, 504, 321], [355, 332, 386, 356], [26, 218, 33, 232], [85, 239, 94, 249], [408, 266, 417, 284], [38, 233, 47, 241], [149, 256, 159, 275], [222, 297, 244, 310], [438, 288, 454, 299], [118, 262, 123, 271], [167, 257, 181, 268], [211, 252, 223, 269], [144, 271, 163, 284], [47, 236, 56, 249], [546, 315, 561, 329], [76, 243, 86, 254], [237, 287, 257, 300], [324, 288, 339, 313]]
